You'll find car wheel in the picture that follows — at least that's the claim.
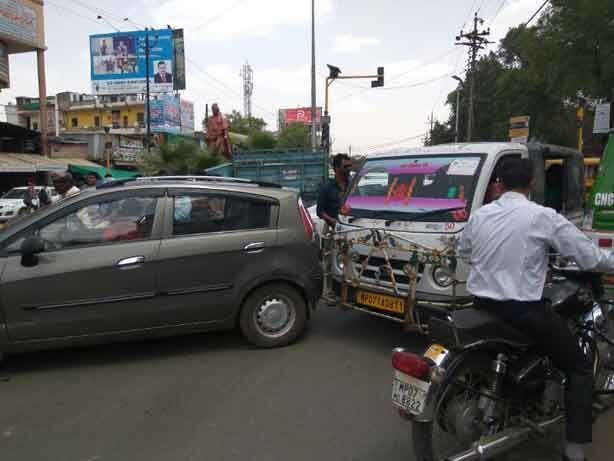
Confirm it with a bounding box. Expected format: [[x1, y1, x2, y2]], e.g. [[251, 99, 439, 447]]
[[239, 283, 307, 348]]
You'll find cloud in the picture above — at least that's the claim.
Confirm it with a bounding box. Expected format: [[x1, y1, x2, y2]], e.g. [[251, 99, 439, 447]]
[[152, 0, 334, 41], [332, 34, 381, 54]]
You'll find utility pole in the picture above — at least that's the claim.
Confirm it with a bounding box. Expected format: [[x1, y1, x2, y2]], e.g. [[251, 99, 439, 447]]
[[310, 0, 317, 152], [452, 75, 463, 143], [455, 13, 492, 142]]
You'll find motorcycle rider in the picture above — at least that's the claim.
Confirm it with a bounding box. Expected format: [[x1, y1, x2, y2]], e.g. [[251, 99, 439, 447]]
[[458, 157, 614, 461]]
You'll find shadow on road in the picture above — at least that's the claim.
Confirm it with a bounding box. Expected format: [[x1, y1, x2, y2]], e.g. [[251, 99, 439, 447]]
[[2, 328, 252, 376]]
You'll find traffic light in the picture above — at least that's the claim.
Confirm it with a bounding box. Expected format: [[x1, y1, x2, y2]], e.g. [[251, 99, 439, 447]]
[[327, 64, 341, 79], [371, 67, 384, 88]]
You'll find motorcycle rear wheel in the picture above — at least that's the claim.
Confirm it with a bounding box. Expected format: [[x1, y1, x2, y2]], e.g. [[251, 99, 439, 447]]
[[412, 352, 497, 461]]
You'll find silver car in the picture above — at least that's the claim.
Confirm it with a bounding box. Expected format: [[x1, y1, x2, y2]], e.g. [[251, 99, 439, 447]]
[[0, 177, 322, 360]]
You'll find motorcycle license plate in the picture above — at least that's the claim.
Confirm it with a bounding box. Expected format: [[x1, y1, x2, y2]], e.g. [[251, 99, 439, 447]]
[[391, 371, 430, 415]]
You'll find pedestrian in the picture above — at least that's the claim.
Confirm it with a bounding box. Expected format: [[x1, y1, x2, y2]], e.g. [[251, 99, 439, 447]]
[[22, 177, 39, 210], [316, 153, 352, 233], [459, 157, 614, 461], [205, 103, 232, 160], [51, 171, 80, 200], [80, 172, 99, 190]]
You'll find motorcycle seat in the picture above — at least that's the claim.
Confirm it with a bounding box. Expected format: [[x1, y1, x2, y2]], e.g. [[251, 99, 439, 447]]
[[448, 308, 534, 349]]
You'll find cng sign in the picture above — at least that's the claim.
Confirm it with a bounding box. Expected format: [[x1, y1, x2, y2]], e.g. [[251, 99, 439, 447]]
[[594, 193, 614, 207]]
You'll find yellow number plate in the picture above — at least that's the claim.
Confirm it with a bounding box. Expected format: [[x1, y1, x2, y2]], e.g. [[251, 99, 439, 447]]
[[356, 291, 405, 314]]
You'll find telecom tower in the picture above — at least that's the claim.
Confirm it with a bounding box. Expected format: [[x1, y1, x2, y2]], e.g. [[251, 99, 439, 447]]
[[240, 62, 254, 118]]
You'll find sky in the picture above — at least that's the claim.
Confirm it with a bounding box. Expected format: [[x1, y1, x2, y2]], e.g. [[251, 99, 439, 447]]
[[0, 0, 540, 154]]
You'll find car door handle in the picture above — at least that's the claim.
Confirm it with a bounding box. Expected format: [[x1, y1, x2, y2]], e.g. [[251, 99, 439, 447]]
[[116, 256, 145, 268], [243, 242, 265, 254]]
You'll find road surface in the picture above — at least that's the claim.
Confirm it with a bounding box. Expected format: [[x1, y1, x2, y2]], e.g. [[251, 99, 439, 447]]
[[0, 305, 611, 460]]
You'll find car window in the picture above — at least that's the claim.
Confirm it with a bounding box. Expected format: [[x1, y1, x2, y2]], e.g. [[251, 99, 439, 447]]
[[172, 193, 272, 236], [5, 196, 158, 252]]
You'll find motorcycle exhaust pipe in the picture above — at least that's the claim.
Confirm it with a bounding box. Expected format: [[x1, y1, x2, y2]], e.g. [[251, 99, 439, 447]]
[[445, 415, 564, 461]]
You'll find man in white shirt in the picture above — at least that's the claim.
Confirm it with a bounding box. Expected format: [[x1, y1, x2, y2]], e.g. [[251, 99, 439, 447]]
[[459, 158, 614, 461]]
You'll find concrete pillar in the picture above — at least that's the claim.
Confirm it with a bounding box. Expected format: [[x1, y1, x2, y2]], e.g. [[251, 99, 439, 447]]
[[36, 48, 48, 156]]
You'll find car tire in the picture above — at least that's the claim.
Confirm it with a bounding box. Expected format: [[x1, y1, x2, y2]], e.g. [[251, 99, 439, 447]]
[[239, 283, 307, 348]]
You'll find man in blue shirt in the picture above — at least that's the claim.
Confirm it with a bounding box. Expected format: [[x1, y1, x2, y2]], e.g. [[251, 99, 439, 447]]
[[317, 153, 352, 231]]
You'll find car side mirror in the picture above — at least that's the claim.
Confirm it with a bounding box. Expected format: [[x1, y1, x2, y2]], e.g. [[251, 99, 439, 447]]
[[20, 236, 44, 267]]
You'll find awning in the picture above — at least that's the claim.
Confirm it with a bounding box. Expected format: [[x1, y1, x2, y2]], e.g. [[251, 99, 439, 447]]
[[66, 159, 139, 179], [0, 153, 67, 173]]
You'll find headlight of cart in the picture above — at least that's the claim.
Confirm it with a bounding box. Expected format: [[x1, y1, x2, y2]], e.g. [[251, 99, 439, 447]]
[[433, 266, 454, 287], [335, 253, 345, 272]]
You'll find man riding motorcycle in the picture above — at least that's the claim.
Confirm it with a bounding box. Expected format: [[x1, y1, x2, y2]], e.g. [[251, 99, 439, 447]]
[[458, 157, 614, 461]]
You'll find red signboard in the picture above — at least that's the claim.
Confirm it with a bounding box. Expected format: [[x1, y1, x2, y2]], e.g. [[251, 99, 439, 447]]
[[280, 107, 322, 125]]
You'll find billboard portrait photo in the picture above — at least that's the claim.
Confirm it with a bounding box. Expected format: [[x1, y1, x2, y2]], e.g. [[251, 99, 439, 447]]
[[90, 28, 175, 95]]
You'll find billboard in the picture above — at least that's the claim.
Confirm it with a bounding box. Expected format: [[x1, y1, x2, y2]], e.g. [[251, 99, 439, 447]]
[[151, 94, 181, 134], [113, 136, 145, 165], [172, 29, 186, 91], [280, 107, 322, 126], [90, 29, 179, 95], [0, 0, 45, 52], [0, 40, 8, 88], [594, 103, 611, 134], [180, 99, 194, 134], [509, 115, 530, 143]]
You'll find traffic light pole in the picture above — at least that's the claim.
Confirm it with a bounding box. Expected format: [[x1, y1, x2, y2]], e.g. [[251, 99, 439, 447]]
[[323, 69, 384, 153]]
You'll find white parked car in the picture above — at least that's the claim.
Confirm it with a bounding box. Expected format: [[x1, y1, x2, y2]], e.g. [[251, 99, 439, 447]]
[[0, 187, 59, 224]]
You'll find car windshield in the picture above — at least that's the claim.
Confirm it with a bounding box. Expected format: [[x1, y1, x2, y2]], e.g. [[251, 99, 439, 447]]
[[1, 189, 26, 199], [344, 154, 485, 222]]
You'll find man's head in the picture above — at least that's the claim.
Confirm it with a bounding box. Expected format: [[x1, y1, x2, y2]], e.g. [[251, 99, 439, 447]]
[[51, 171, 74, 195], [85, 172, 98, 186], [499, 157, 534, 195], [333, 153, 352, 181], [212, 103, 220, 116], [157, 61, 167, 75]]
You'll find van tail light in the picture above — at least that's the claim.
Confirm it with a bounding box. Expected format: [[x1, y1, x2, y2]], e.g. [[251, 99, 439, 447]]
[[599, 238, 612, 248], [298, 198, 315, 241], [392, 350, 430, 380]]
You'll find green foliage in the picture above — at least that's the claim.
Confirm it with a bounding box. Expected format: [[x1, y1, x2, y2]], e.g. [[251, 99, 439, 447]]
[[139, 139, 223, 176], [434, 0, 614, 148], [248, 130, 277, 149], [226, 110, 267, 135], [276, 123, 310, 149]]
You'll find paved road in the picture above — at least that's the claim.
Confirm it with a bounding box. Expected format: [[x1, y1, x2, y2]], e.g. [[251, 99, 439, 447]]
[[0, 305, 611, 461]]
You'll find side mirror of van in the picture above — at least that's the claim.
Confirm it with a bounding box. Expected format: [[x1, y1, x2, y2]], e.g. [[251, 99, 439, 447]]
[[21, 236, 45, 267]]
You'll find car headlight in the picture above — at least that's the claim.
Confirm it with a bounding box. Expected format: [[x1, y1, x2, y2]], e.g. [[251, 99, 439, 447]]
[[433, 266, 454, 287], [335, 253, 345, 272]]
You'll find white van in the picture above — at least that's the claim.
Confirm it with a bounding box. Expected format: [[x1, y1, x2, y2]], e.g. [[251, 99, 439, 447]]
[[323, 142, 585, 328]]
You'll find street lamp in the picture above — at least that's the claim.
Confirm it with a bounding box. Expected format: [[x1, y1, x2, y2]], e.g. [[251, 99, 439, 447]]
[[452, 75, 464, 143], [96, 15, 120, 32], [310, 0, 317, 152]]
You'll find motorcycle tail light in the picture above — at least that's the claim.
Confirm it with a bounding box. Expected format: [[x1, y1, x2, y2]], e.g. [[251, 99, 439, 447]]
[[599, 238, 612, 248], [392, 350, 430, 379]]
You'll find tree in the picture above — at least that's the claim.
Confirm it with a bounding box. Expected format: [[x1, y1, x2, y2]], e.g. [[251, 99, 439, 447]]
[[248, 130, 277, 149], [226, 110, 267, 135], [139, 139, 223, 176], [276, 123, 310, 149]]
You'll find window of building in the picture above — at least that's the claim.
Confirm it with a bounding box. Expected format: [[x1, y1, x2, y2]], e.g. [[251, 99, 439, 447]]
[[112, 110, 120, 129], [172, 193, 272, 236], [137, 112, 145, 127], [123, 115, 129, 128], [32, 122, 38, 131], [71, 118, 78, 128], [94, 116, 101, 128]]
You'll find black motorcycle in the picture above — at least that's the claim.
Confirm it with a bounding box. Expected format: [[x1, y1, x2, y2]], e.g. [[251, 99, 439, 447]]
[[391, 264, 614, 461]]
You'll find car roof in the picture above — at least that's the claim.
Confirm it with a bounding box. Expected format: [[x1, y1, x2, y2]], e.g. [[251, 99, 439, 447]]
[[92, 176, 298, 200], [365, 142, 528, 159]]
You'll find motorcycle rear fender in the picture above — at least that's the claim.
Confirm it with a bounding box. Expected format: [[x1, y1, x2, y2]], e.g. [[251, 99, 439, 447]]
[[412, 347, 466, 423]]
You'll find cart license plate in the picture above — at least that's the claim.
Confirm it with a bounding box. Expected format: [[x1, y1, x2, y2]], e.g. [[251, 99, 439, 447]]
[[392, 371, 431, 415], [356, 290, 404, 314]]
